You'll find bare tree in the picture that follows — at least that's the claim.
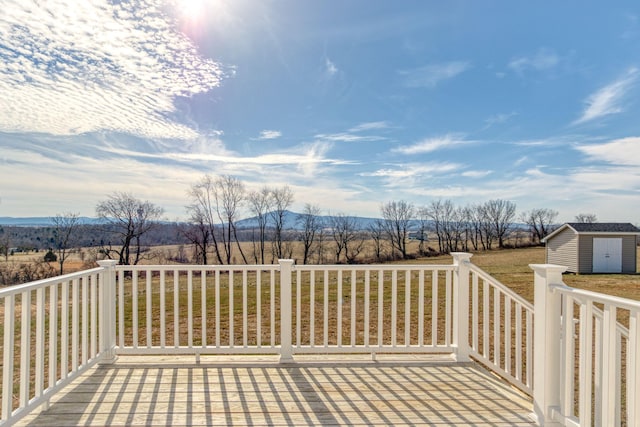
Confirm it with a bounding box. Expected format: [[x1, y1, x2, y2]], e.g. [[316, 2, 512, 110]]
[[96, 192, 164, 265], [575, 213, 597, 223], [330, 214, 365, 263], [187, 175, 223, 264], [247, 187, 272, 263], [269, 186, 294, 260], [51, 212, 81, 274], [214, 175, 247, 264], [298, 203, 322, 264], [180, 219, 210, 264], [368, 220, 387, 261], [521, 208, 558, 243], [381, 200, 415, 259], [483, 199, 516, 248], [0, 231, 10, 262]]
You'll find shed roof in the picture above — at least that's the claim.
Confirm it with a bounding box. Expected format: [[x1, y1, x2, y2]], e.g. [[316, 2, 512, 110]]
[[543, 222, 640, 242]]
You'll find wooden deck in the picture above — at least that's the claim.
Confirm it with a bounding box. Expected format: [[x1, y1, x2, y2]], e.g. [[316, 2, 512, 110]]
[[17, 355, 534, 426]]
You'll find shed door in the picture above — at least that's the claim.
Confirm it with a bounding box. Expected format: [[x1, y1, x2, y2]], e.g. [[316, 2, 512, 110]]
[[592, 238, 622, 273]]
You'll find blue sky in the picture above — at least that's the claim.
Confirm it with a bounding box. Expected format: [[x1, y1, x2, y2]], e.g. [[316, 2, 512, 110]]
[[1, 0, 639, 223]]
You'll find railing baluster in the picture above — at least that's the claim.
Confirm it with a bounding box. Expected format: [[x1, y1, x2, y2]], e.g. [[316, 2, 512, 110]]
[[579, 301, 593, 427], [629, 309, 640, 426], [560, 296, 574, 418], [505, 295, 511, 374], [526, 309, 532, 388], [483, 280, 489, 358], [20, 290, 32, 408], [351, 270, 357, 347], [337, 270, 343, 347], [378, 270, 383, 346], [229, 270, 234, 348], [432, 270, 438, 346], [215, 270, 221, 348], [418, 270, 424, 347], [201, 270, 207, 348], [188, 270, 193, 348], [296, 269, 301, 347], [270, 270, 275, 347], [365, 270, 371, 348], [160, 271, 166, 349], [404, 270, 410, 346], [323, 270, 328, 348], [472, 272, 479, 352], [72, 279, 79, 371], [50, 283, 59, 387], [35, 287, 46, 397], [493, 286, 499, 365], [257, 270, 262, 348], [174, 270, 179, 348], [61, 281, 69, 379], [310, 270, 315, 347], [243, 270, 248, 348], [391, 269, 397, 347], [117, 270, 124, 349], [445, 270, 452, 346], [600, 303, 618, 424], [147, 271, 153, 348], [132, 272, 138, 348], [81, 276, 88, 366], [515, 304, 522, 382], [2, 294, 15, 421]]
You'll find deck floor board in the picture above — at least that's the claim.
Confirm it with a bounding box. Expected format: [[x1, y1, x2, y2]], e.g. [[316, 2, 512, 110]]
[[17, 355, 534, 426]]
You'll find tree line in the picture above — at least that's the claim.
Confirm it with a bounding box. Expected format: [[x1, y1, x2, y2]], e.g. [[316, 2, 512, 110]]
[[1, 172, 601, 276]]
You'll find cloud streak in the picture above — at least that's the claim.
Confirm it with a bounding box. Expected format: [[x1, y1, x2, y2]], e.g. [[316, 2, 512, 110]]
[[399, 61, 469, 88], [393, 134, 472, 154], [573, 68, 638, 125], [0, 0, 227, 139], [508, 48, 559, 74]]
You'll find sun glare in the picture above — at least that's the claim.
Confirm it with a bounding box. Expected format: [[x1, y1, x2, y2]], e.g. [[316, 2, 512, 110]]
[[177, 0, 209, 23]]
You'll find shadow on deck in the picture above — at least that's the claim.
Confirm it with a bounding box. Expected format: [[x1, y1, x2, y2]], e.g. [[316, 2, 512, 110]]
[[17, 355, 534, 426]]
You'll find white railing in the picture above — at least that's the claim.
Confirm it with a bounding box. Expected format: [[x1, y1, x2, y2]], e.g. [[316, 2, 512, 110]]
[[0, 260, 117, 427], [113, 259, 461, 360], [3, 256, 639, 427], [467, 263, 534, 395], [530, 264, 640, 427]]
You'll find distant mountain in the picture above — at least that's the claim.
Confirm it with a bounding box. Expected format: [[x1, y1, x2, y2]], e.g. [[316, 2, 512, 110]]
[[0, 217, 104, 226], [236, 210, 399, 231]]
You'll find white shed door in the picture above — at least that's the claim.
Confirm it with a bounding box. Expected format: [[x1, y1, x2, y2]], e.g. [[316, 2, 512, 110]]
[[592, 238, 622, 273]]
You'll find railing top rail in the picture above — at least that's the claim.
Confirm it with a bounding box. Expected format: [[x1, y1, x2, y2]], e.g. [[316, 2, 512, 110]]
[[293, 264, 455, 271], [551, 283, 640, 311], [0, 266, 104, 297], [467, 264, 534, 312], [115, 264, 281, 272]]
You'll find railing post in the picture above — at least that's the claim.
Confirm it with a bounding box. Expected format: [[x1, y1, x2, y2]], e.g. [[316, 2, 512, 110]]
[[97, 260, 118, 364], [452, 252, 472, 362], [279, 259, 294, 363], [529, 264, 566, 426]]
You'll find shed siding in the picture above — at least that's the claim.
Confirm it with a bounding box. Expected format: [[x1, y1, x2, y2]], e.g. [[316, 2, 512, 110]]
[[577, 236, 593, 274], [621, 235, 638, 273], [546, 227, 578, 272], [577, 234, 637, 273]]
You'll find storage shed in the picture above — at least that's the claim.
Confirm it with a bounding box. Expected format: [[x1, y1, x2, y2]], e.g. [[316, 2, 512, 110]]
[[542, 223, 640, 273]]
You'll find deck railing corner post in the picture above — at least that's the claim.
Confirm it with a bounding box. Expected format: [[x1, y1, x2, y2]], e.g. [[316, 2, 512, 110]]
[[529, 263, 566, 426], [451, 252, 473, 362], [279, 259, 294, 363], [97, 260, 119, 364]]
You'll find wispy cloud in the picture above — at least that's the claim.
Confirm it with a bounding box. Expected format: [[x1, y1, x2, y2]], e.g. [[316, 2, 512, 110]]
[[0, 0, 227, 140], [348, 121, 391, 132], [508, 48, 559, 73], [257, 130, 282, 140], [393, 134, 472, 154], [325, 57, 338, 77], [315, 121, 390, 143], [483, 112, 517, 129], [576, 136, 640, 166], [572, 68, 638, 125], [399, 61, 470, 88]]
